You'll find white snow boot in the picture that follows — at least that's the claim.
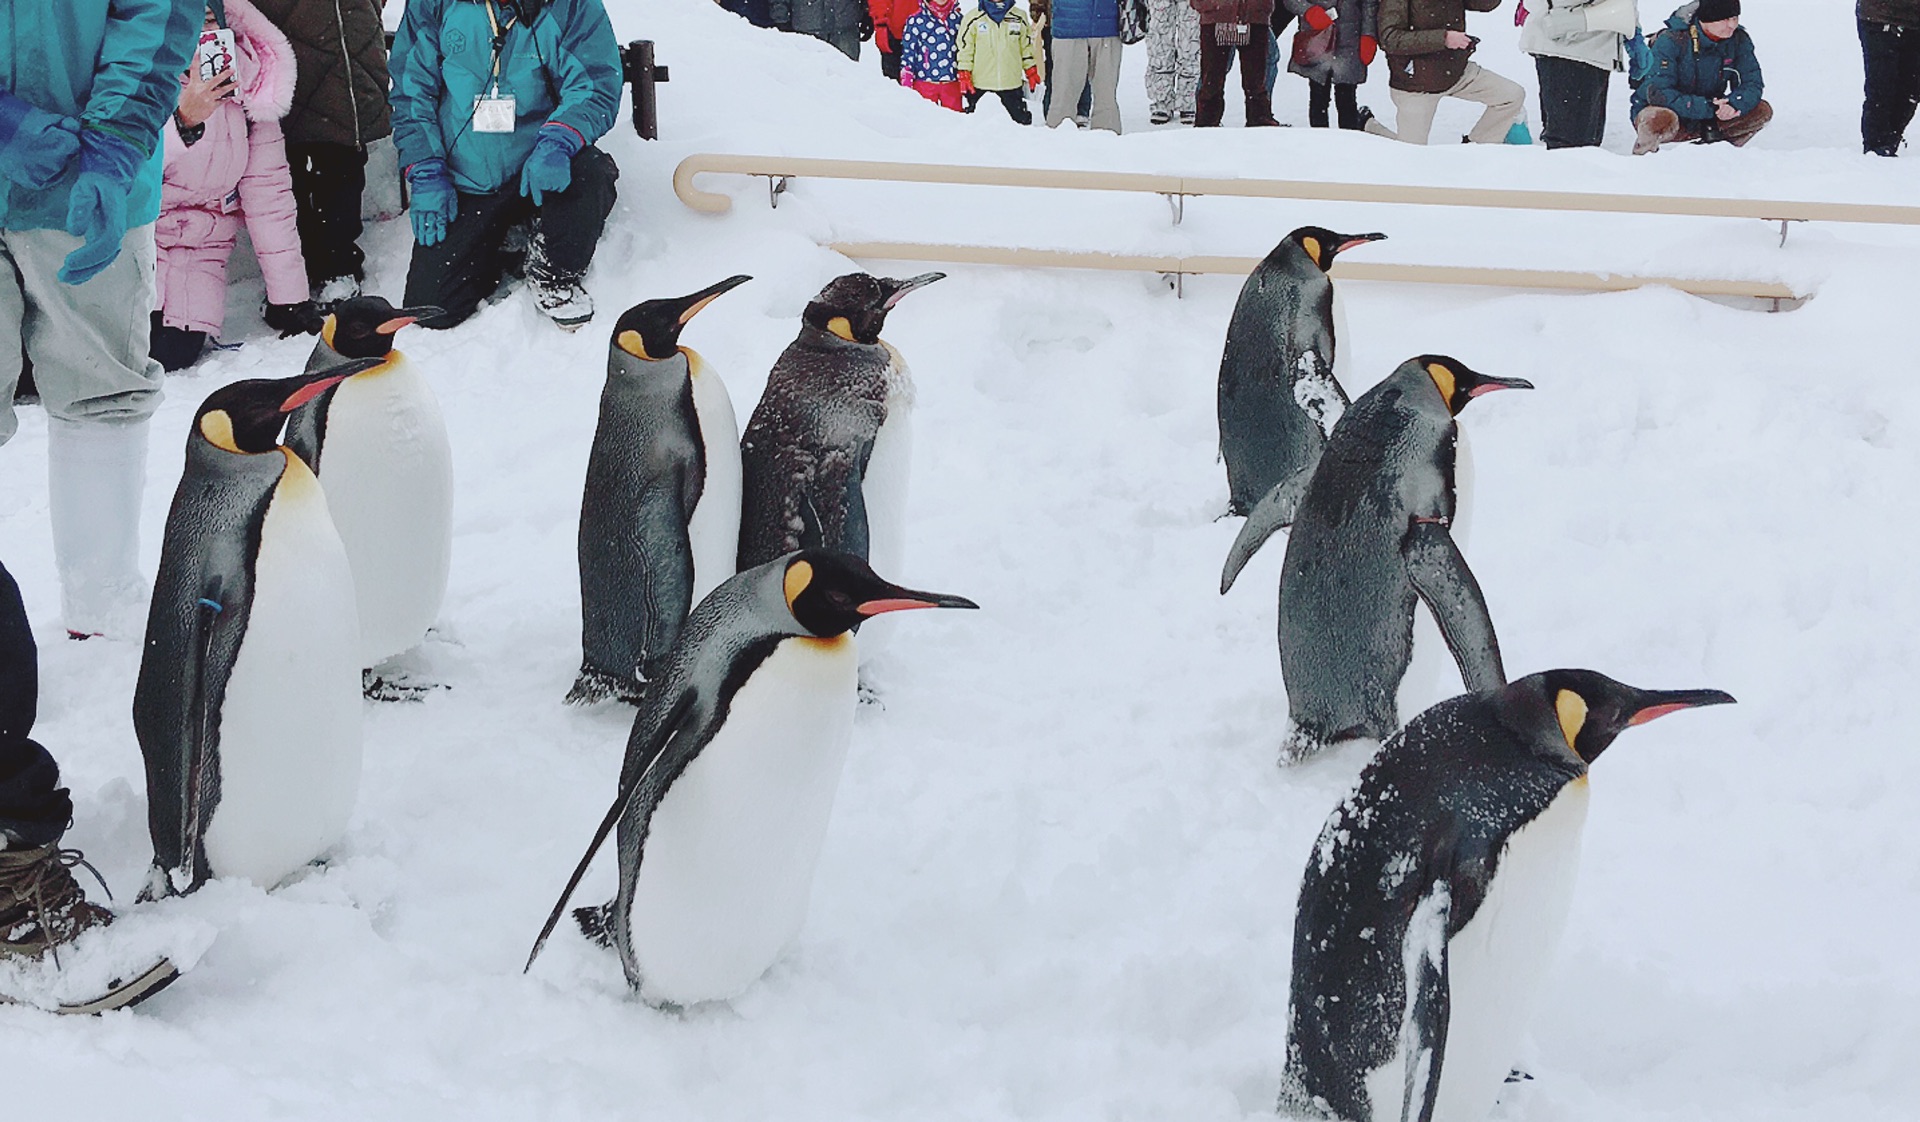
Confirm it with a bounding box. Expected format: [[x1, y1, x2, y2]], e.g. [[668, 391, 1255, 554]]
[[47, 418, 149, 640]]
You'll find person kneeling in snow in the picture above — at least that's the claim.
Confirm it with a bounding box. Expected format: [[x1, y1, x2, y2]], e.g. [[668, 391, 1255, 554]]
[[152, 1, 324, 373], [1630, 0, 1770, 153], [1378, 0, 1530, 144], [958, 0, 1042, 122], [900, 0, 967, 109], [391, 0, 623, 331]]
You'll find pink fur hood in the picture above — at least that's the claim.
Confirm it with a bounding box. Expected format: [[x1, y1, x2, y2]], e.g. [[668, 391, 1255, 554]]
[[213, 0, 296, 122]]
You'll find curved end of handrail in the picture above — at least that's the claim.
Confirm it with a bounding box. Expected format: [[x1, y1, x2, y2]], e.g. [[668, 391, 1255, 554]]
[[672, 156, 734, 215]]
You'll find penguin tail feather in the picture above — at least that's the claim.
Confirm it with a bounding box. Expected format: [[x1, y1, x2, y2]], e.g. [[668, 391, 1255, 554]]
[[574, 903, 617, 948]]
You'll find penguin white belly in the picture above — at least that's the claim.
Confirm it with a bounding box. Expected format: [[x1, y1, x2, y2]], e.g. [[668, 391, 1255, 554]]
[[1399, 431, 1476, 718], [1368, 781, 1589, 1122], [685, 352, 741, 603], [312, 359, 454, 665], [626, 634, 858, 1005], [202, 454, 364, 888]]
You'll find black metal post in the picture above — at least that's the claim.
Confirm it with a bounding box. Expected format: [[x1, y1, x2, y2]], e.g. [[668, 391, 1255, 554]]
[[623, 39, 668, 141]]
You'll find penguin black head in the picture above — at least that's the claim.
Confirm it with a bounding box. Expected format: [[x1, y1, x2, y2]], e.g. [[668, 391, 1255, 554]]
[[1503, 669, 1736, 765], [802, 272, 945, 345], [194, 363, 385, 454], [1411, 355, 1534, 416], [1289, 227, 1387, 272], [325, 296, 443, 360], [612, 275, 752, 361], [779, 550, 977, 638]]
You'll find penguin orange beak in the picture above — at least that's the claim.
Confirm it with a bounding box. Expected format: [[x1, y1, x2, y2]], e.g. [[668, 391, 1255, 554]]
[[880, 272, 945, 309], [378, 306, 443, 333], [855, 588, 980, 615], [1465, 375, 1534, 397], [1336, 232, 1388, 254], [276, 358, 386, 411], [675, 274, 753, 324], [1627, 688, 1737, 725]]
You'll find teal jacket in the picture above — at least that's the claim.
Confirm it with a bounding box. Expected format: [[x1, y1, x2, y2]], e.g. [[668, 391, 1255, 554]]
[[0, 0, 202, 232], [391, 0, 623, 195]]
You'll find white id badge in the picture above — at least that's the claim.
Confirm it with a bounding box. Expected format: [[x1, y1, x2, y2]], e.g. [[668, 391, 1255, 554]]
[[472, 94, 517, 133]]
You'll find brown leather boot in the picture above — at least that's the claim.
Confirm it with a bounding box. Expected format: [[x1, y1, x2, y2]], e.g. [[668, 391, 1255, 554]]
[[0, 844, 113, 965]]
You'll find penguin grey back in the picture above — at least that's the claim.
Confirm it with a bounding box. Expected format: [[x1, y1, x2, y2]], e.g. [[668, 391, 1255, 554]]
[[576, 346, 708, 690], [737, 328, 892, 570], [132, 437, 285, 888], [1218, 239, 1340, 516]]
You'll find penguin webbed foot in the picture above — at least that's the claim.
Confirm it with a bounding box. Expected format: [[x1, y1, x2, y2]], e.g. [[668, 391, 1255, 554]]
[[573, 902, 617, 949], [564, 667, 646, 708], [363, 667, 448, 703]]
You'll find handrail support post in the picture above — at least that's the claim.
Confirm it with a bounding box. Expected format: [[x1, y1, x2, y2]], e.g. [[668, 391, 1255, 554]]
[[1776, 218, 1805, 247], [769, 175, 792, 209], [1163, 192, 1185, 225]]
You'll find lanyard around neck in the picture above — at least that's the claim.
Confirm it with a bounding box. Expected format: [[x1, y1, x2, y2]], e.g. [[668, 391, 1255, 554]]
[[484, 0, 517, 93]]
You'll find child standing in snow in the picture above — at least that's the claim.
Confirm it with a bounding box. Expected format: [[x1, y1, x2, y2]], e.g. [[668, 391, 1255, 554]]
[[152, 0, 322, 372], [899, 0, 967, 109], [958, 0, 1043, 121]]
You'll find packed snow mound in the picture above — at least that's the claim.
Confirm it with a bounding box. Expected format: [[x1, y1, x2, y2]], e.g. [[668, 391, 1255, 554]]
[[3, 0, 1917, 1119]]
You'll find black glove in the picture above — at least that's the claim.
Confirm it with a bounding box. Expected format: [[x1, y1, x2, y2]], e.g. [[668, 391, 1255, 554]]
[[859, 11, 874, 40], [264, 300, 325, 339]]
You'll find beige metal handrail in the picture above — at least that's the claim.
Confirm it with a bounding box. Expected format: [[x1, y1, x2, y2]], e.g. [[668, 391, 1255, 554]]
[[828, 242, 1803, 302], [673, 152, 1920, 227]]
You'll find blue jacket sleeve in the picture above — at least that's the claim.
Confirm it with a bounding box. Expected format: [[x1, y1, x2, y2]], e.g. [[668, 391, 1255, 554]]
[[1645, 32, 1713, 119], [1727, 32, 1762, 112], [86, 0, 201, 152], [391, 0, 450, 169], [543, 0, 624, 144]]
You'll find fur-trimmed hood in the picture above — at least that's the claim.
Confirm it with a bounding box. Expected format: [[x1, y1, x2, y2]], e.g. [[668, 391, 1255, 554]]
[[208, 0, 297, 122]]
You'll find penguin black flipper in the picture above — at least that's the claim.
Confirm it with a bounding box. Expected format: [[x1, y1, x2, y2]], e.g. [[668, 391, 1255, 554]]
[[838, 440, 874, 564], [795, 491, 826, 553], [1220, 466, 1315, 594], [1400, 881, 1453, 1122], [524, 689, 698, 971], [1402, 519, 1506, 693]]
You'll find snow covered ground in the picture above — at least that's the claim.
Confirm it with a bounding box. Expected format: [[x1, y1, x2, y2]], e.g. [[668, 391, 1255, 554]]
[[3, 0, 1917, 1117]]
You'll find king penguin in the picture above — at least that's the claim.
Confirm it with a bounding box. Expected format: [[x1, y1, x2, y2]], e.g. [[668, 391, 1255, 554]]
[[1277, 671, 1734, 1122], [134, 368, 379, 897], [526, 549, 977, 1006], [1220, 356, 1531, 762], [1218, 227, 1385, 517], [737, 271, 945, 577], [569, 275, 752, 706], [284, 296, 453, 678]]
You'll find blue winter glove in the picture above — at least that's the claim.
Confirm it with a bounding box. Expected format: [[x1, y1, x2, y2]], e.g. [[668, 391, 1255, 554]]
[[0, 91, 80, 190], [408, 158, 458, 247], [59, 127, 147, 286], [518, 123, 583, 207]]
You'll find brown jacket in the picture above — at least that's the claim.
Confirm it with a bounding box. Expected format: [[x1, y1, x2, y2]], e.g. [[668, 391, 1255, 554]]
[[250, 0, 392, 148], [1190, 0, 1276, 25], [1378, 0, 1499, 93]]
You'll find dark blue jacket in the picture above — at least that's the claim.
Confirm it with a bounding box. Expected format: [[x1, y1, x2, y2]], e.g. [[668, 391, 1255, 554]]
[[391, 0, 622, 194], [1631, 8, 1764, 121], [1050, 0, 1120, 39]]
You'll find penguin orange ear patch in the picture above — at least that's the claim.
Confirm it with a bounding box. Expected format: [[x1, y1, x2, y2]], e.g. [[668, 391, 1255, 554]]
[[783, 559, 814, 610], [1301, 237, 1323, 267], [825, 316, 857, 342], [199, 410, 241, 453], [1426, 362, 1457, 403], [616, 330, 651, 360], [1555, 689, 1589, 751]]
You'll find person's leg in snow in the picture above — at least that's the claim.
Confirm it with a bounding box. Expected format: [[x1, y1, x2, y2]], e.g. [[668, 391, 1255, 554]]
[[286, 142, 370, 301], [525, 146, 620, 331], [1860, 18, 1920, 156], [0, 225, 159, 639], [403, 189, 527, 330]]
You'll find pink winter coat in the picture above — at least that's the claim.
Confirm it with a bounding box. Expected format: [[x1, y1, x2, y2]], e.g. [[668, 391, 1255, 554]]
[[155, 0, 307, 337]]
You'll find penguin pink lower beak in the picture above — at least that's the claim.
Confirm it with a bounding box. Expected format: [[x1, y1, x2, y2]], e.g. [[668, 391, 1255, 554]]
[[855, 590, 980, 615], [1466, 376, 1535, 397], [278, 373, 355, 412]]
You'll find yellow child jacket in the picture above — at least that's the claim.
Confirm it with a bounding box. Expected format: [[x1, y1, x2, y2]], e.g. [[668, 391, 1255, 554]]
[[956, 7, 1039, 91]]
